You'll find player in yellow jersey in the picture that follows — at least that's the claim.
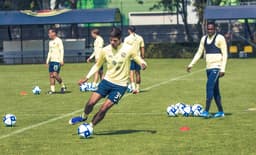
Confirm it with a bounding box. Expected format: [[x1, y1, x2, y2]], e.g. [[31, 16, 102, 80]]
[[46, 28, 66, 94], [69, 27, 147, 128], [124, 26, 145, 93], [87, 29, 104, 90], [187, 21, 227, 118]]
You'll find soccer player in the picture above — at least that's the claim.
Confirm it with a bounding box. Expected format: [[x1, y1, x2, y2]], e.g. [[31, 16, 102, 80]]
[[87, 29, 104, 90], [187, 21, 228, 118], [69, 27, 147, 129], [46, 28, 66, 94], [124, 26, 145, 93]]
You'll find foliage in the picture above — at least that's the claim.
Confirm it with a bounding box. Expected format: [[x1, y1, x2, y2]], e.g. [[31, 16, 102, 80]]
[[145, 43, 197, 58]]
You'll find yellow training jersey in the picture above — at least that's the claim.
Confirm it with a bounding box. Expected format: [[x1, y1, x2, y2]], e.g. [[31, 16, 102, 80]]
[[89, 35, 104, 60], [46, 37, 64, 64], [86, 43, 147, 86], [124, 33, 144, 55], [188, 33, 227, 72]]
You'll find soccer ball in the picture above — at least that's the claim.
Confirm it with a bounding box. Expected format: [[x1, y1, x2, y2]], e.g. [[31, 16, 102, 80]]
[[80, 83, 88, 92], [180, 105, 192, 117], [166, 105, 179, 116], [175, 103, 186, 112], [77, 123, 93, 138], [32, 86, 41, 95], [3, 114, 16, 126], [80, 83, 93, 92], [192, 104, 204, 116]]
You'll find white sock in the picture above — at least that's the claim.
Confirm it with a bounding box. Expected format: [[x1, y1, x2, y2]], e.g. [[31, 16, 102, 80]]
[[50, 85, 55, 92]]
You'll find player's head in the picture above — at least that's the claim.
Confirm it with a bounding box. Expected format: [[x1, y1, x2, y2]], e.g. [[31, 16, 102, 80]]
[[91, 29, 100, 39], [48, 28, 57, 39], [128, 26, 136, 34], [207, 21, 216, 37], [110, 27, 122, 49]]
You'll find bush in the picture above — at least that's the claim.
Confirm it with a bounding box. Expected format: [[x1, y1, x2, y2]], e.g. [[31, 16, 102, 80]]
[[145, 43, 198, 58]]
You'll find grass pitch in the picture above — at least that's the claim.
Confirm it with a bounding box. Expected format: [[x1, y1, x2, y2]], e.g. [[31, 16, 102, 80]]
[[0, 59, 255, 155]]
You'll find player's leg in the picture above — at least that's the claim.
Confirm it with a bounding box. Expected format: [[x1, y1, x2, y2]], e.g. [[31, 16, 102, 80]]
[[90, 81, 127, 127], [130, 60, 136, 92], [213, 77, 225, 117], [201, 69, 219, 117], [91, 99, 114, 126], [54, 63, 66, 92], [69, 92, 103, 125], [69, 80, 109, 125], [49, 72, 56, 93], [135, 69, 141, 93]]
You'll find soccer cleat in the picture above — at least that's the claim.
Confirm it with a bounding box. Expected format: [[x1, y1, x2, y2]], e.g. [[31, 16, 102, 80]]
[[213, 112, 225, 118], [69, 116, 87, 125], [60, 87, 66, 93], [199, 111, 212, 118]]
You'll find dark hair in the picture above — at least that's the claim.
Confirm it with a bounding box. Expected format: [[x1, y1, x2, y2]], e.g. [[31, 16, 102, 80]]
[[48, 27, 57, 33], [110, 27, 122, 39], [207, 20, 216, 27], [91, 28, 100, 35], [128, 26, 136, 32]]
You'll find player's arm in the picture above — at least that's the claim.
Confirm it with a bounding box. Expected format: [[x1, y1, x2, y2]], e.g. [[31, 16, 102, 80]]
[[131, 49, 147, 70], [187, 37, 205, 72], [46, 43, 51, 65], [219, 35, 228, 77], [79, 51, 105, 85], [140, 38, 145, 59], [87, 51, 95, 63], [59, 39, 64, 66]]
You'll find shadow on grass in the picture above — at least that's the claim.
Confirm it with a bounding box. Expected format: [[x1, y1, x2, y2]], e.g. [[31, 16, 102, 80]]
[[45, 91, 72, 95], [95, 129, 157, 136]]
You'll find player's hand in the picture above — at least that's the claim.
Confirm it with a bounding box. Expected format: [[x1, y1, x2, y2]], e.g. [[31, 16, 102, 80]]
[[186, 66, 192, 72], [78, 78, 88, 85], [219, 72, 225, 78], [87, 58, 91, 63], [141, 63, 147, 70]]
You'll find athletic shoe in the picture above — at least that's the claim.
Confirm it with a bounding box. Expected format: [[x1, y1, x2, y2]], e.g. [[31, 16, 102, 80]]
[[199, 111, 212, 118], [69, 116, 87, 125], [61, 86, 67, 94], [213, 112, 225, 118]]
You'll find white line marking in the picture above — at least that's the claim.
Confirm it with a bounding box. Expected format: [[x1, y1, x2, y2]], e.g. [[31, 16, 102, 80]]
[[0, 69, 203, 140]]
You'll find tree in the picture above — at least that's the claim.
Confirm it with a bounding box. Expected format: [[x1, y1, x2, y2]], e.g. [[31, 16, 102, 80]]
[[149, 0, 193, 42]]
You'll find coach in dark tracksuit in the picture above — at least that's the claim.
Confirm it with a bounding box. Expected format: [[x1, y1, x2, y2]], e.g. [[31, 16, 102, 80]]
[[187, 21, 228, 118]]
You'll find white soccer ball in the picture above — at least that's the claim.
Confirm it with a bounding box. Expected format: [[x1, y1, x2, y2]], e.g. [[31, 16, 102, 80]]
[[80, 83, 93, 92], [166, 105, 179, 116], [77, 123, 93, 138], [80, 83, 88, 92], [32, 86, 41, 95], [3, 114, 16, 126], [175, 103, 186, 112], [192, 104, 204, 116], [180, 105, 192, 117]]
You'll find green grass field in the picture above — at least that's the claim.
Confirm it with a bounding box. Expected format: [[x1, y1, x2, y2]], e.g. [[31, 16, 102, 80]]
[[0, 59, 255, 155]]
